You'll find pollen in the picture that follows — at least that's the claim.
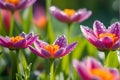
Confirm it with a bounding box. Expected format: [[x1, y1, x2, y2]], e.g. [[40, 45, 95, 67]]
[[90, 68, 114, 80], [44, 44, 60, 58], [64, 9, 76, 18], [99, 33, 118, 43], [11, 36, 24, 44], [5, 0, 20, 6]]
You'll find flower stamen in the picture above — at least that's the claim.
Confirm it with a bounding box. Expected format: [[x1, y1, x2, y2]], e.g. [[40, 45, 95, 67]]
[[90, 68, 114, 80], [5, 0, 20, 6], [44, 44, 60, 58], [64, 9, 76, 18], [98, 33, 118, 43], [11, 36, 24, 44]]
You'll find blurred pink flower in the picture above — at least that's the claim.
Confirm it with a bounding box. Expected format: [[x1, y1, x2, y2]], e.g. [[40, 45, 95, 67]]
[[80, 20, 120, 51], [29, 35, 77, 59], [0, 10, 21, 33], [32, 4, 47, 29], [49, 6, 92, 23], [73, 57, 119, 80]]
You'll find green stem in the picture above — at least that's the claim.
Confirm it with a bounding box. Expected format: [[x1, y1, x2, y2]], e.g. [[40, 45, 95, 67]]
[[104, 50, 110, 59], [9, 12, 14, 36], [67, 23, 71, 43], [50, 59, 55, 80], [10, 50, 19, 80]]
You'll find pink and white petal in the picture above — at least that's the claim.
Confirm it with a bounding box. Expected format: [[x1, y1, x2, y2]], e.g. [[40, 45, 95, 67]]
[[28, 45, 47, 58], [80, 26, 106, 50], [34, 40, 48, 50], [73, 59, 91, 80], [23, 0, 36, 8], [83, 57, 102, 69], [111, 40, 120, 50], [72, 9, 92, 23], [54, 35, 67, 48], [93, 20, 106, 37], [63, 42, 78, 55], [54, 48, 65, 58], [49, 6, 70, 23], [26, 34, 39, 45], [20, 32, 26, 38], [108, 22, 120, 38], [100, 37, 113, 49], [108, 68, 120, 80], [26, 32, 33, 40]]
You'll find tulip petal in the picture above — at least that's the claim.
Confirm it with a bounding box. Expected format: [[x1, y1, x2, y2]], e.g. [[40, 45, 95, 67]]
[[49, 6, 70, 23], [72, 8, 92, 23], [111, 40, 120, 50], [27, 34, 39, 45], [73, 59, 91, 80], [54, 48, 65, 58], [20, 32, 26, 38], [80, 26, 106, 50], [54, 35, 67, 48], [34, 40, 48, 50], [61, 42, 77, 57], [108, 22, 120, 38], [93, 20, 106, 37], [13, 39, 27, 48], [28, 46, 47, 58]]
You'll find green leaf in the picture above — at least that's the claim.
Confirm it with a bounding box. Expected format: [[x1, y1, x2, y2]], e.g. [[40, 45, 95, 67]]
[[105, 51, 119, 68]]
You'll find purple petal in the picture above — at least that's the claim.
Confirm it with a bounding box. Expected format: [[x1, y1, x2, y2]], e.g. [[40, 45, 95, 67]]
[[26, 32, 33, 40], [34, 40, 48, 50], [28, 45, 47, 58], [0, 36, 12, 47], [109, 68, 119, 80], [13, 39, 27, 48], [20, 32, 26, 38], [71, 8, 92, 23], [100, 37, 113, 49], [83, 57, 102, 69], [108, 22, 120, 38], [41, 49, 51, 58], [61, 42, 77, 57], [80, 25, 106, 50], [111, 40, 120, 50], [54, 48, 65, 58], [73, 59, 91, 80], [49, 6, 70, 23], [26, 34, 39, 45], [54, 35, 67, 48], [23, 0, 36, 8], [93, 20, 106, 37]]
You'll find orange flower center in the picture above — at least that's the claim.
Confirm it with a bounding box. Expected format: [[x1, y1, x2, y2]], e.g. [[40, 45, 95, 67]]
[[11, 36, 24, 44], [64, 9, 76, 18], [44, 44, 60, 58], [90, 68, 114, 80], [98, 33, 118, 43], [5, 0, 20, 6]]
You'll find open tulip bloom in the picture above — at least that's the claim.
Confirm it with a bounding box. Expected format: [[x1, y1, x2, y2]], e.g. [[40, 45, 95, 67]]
[[29, 35, 77, 58], [80, 20, 120, 51], [49, 6, 92, 23], [0, 0, 36, 11], [73, 57, 119, 80], [0, 32, 38, 49]]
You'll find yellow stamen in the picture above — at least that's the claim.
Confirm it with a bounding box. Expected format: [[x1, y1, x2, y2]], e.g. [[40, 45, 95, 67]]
[[44, 44, 60, 58], [11, 36, 24, 44], [5, 0, 20, 6], [64, 9, 76, 18], [99, 33, 118, 43], [90, 68, 114, 80]]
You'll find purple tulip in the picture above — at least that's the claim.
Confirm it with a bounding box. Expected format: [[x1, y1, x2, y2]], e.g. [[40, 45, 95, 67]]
[[49, 6, 92, 23], [0, 32, 39, 49], [0, 0, 36, 11], [73, 57, 120, 80], [29, 35, 77, 58], [80, 20, 120, 51]]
